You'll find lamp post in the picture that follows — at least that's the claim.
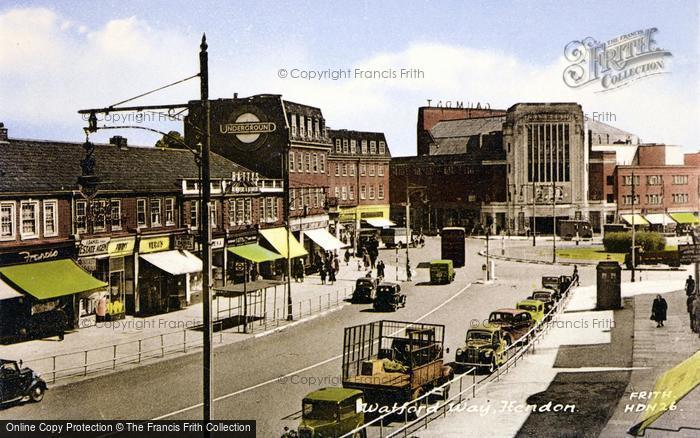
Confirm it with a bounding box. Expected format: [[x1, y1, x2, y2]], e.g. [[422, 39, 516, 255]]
[[631, 171, 636, 283]]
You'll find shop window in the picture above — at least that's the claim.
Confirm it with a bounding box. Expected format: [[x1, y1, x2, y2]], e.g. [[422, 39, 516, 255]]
[[150, 199, 162, 227], [137, 199, 147, 228], [43, 200, 58, 237], [20, 200, 39, 239], [76, 200, 87, 233], [111, 200, 122, 230], [0, 201, 16, 240], [165, 198, 175, 226]]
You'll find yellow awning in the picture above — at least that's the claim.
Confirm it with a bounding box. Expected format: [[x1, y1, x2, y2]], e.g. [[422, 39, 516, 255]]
[[259, 227, 308, 258], [620, 214, 649, 226]]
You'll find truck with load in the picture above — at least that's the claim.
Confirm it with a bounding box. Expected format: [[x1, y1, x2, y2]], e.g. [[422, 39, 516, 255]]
[[341, 320, 454, 409]]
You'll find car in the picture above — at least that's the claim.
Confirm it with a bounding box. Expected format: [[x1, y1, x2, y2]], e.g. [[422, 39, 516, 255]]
[[351, 277, 379, 303], [516, 300, 546, 326], [0, 359, 47, 405], [528, 289, 556, 315], [373, 283, 406, 312], [429, 260, 455, 284], [454, 324, 507, 374], [283, 387, 366, 438], [487, 309, 535, 345]]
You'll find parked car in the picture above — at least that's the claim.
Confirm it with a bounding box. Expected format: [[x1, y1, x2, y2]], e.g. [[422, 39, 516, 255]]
[[351, 277, 379, 303], [282, 387, 366, 438], [528, 289, 556, 315], [429, 260, 455, 284], [0, 359, 47, 405], [540, 276, 569, 299], [373, 283, 406, 312], [454, 324, 507, 374], [516, 299, 546, 326], [487, 309, 535, 345]]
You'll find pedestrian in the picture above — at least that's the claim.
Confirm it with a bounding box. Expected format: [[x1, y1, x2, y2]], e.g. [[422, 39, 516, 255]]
[[687, 293, 695, 328], [685, 275, 696, 296], [320, 265, 327, 285], [328, 263, 336, 284], [419, 234, 425, 248], [363, 253, 370, 270], [55, 307, 67, 341], [650, 294, 668, 328], [572, 265, 579, 287], [692, 296, 700, 334], [377, 260, 385, 279], [333, 256, 340, 276], [344, 248, 351, 266], [297, 259, 305, 282]]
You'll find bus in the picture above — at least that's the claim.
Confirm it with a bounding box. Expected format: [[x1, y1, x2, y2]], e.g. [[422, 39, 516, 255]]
[[441, 227, 466, 267]]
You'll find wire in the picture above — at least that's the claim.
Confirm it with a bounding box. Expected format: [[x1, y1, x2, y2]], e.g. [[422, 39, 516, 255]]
[[110, 73, 200, 108]]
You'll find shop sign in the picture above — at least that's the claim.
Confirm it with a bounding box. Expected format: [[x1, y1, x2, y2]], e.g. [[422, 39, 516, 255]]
[[212, 238, 225, 250], [0, 243, 75, 265], [77, 257, 97, 272], [108, 237, 136, 257], [78, 237, 111, 257], [139, 236, 170, 254], [174, 234, 196, 251]]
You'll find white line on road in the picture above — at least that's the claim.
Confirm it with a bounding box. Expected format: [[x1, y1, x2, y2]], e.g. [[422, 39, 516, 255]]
[[152, 282, 472, 420]]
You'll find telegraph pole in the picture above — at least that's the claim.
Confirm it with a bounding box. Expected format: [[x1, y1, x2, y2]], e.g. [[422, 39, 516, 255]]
[[285, 144, 293, 320], [199, 34, 214, 428], [631, 171, 636, 282]]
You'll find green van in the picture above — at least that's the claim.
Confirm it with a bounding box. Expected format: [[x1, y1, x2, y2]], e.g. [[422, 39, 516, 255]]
[[283, 387, 366, 438], [430, 260, 455, 284]]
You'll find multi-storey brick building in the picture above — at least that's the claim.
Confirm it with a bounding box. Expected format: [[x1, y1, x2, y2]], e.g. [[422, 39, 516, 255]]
[[327, 129, 391, 247]]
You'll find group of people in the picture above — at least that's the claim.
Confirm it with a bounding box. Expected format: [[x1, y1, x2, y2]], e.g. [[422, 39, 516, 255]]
[[317, 251, 340, 285]]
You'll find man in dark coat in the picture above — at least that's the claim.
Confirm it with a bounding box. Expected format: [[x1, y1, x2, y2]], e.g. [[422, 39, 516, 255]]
[[651, 294, 668, 328], [686, 275, 696, 296]]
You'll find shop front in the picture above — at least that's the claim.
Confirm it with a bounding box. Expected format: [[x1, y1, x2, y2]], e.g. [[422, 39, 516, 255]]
[[137, 236, 203, 316], [258, 227, 308, 280], [289, 216, 328, 271], [225, 230, 258, 285]]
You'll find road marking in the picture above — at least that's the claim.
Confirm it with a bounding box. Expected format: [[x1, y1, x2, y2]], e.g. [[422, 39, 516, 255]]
[[152, 282, 472, 420]]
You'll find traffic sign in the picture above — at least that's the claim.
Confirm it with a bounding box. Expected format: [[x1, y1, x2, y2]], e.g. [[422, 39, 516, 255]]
[[679, 244, 700, 264]]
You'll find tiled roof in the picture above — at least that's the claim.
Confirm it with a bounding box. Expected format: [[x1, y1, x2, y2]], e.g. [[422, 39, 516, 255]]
[[328, 129, 391, 157], [430, 116, 505, 139], [283, 100, 324, 118], [0, 139, 253, 194]]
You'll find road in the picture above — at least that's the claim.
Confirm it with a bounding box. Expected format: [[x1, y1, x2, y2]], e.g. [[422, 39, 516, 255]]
[[0, 237, 594, 437]]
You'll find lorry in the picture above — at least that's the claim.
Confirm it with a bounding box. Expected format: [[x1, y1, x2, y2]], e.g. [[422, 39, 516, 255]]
[[558, 220, 593, 240], [282, 387, 366, 438], [342, 321, 453, 409], [429, 260, 455, 284]]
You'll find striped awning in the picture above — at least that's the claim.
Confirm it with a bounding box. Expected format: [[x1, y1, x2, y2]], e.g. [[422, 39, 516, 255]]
[[620, 214, 649, 226], [643, 213, 676, 226]]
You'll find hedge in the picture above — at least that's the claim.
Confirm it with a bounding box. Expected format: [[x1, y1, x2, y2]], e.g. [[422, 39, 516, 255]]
[[603, 231, 666, 253]]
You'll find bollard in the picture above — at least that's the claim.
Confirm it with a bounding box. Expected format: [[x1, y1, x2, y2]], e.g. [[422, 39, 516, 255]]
[[84, 350, 88, 376], [161, 334, 165, 358], [113, 345, 117, 370], [52, 356, 56, 384], [183, 330, 187, 353], [138, 339, 142, 363]]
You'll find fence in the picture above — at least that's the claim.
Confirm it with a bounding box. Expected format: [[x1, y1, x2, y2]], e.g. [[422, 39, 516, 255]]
[[341, 279, 577, 438], [25, 287, 354, 385]]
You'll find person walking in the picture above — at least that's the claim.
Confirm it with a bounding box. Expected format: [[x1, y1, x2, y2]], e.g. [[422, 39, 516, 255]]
[[686, 275, 696, 296], [333, 256, 340, 277], [319, 265, 327, 285], [377, 260, 385, 279], [572, 265, 579, 287], [651, 294, 668, 328], [344, 249, 351, 266], [328, 262, 336, 284], [687, 292, 696, 329]]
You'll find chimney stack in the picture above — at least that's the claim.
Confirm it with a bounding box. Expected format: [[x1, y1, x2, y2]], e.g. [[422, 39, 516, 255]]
[[0, 122, 8, 143], [109, 135, 128, 150], [234, 92, 238, 98]]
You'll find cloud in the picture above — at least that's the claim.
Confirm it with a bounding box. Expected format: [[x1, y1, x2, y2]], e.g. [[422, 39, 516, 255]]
[[0, 7, 697, 157]]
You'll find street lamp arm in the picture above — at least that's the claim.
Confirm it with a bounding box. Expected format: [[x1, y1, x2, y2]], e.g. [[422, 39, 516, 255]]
[[85, 124, 201, 158]]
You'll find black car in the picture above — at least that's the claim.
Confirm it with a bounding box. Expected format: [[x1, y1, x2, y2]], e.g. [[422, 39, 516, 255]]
[[373, 283, 406, 312], [0, 359, 46, 405], [351, 277, 379, 303]]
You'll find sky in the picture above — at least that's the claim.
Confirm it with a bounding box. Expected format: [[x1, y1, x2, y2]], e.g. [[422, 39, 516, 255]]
[[1, 0, 698, 156]]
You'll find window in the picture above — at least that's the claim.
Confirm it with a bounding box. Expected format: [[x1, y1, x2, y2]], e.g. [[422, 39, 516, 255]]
[[350, 139, 357, 154], [189, 201, 199, 228], [349, 185, 355, 200], [607, 194, 615, 203], [305, 153, 311, 173], [360, 164, 366, 176], [342, 163, 348, 176], [137, 199, 147, 227], [672, 175, 688, 185], [296, 152, 302, 172], [185, 180, 197, 192], [289, 151, 295, 172], [335, 139, 341, 153], [335, 163, 340, 177], [646, 175, 662, 185], [150, 199, 162, 227], [468, 195, 477, 202], [0, 202, 16, 240], [646, 194, 663, 205], [320, 154, 326, 173], [622, 195, 639, 205], [93, 200, 107, 232], [361, 140, 368, 154], [360, 185, 367, 200], [43, 200, 58, 237], [20, 201, 39, 239], [314, 119, 320, 139], [378, 184, 384, 199], [307, 118, 312, 138], [111, 200, 122, 230], [370, 141, 377, 154], [369, 165, 375, 176], [334, 186, 340, 198], [210, 201, 217, 228], [350, 164, 356, 176], [379, 141, 386, 154], [378, 165, 384, 176], [606, 175, 614, 186], [369, 185, 375, 199], [341, 186, 347, 200], [299, 118, 305, 138], [314, 189, 320, 208], [342, 139, 349, 153], [291, 115, 297, 137], [313, 153, 318, 172], [245, 198, 252, 223], [672, 193, 689, 204], [165, 198, 175, 226], [623, 175, 640, 186], [76, 200, 87, 233]]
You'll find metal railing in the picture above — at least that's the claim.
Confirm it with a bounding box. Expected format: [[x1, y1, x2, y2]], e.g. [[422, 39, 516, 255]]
[[23, 287, 353, 385], [341, 279, 577, 437]]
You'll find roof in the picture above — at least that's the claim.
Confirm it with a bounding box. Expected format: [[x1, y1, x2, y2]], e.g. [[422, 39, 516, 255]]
[[587, 119, 638, 143], [469, 323, 500, 332], [430, 116, 505, 139], [0, 138, 253, 194], [283, 100, 324, 118], [491, 308, 527, 315], [517, 299, 544, 306], [303, 387, 362, 403], [328, 129, 391, 157]]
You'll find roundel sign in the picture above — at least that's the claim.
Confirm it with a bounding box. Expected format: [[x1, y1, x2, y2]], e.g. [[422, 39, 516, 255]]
[[219, 112, 277, 144]]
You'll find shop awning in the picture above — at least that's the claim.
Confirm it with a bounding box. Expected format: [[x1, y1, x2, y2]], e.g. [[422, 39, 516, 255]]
[[620, 214, 649, 226], [0, 277, 23, 300], [227, 244, 283, 263], [669, 212, 700, 224], [643, 213, 676, 225], [364, 218, 396, 228], [0, 259, 107, 300], [259, 227, 308, 258], [304, 228, 347, 251], [140, 250, 202, 275]]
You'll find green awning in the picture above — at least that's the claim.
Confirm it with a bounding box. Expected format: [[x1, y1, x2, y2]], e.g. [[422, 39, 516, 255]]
[[620, 214, 649, 226], [669, 212, 700, 224], [0, 259, 107, 300], [227, 244, 283, 263], [259, 227, 308, 258]]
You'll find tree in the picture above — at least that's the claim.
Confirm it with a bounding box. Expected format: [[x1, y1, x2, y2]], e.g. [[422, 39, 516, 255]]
[[155, 131, 186, 149]]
